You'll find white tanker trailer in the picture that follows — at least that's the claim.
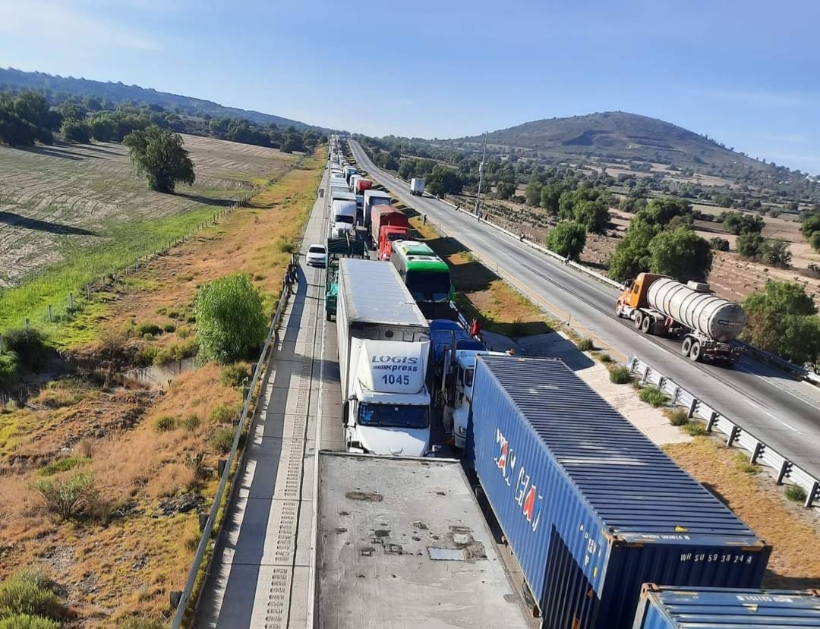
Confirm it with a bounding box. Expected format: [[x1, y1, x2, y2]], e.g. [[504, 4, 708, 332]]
[[616, 273, 746, 364]]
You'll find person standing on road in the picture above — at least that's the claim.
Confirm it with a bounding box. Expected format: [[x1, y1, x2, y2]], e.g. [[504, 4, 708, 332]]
[[423, 214, 427, 226]]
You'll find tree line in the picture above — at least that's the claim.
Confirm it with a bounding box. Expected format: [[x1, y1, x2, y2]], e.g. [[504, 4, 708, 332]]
[[0, 89, 327, 153]]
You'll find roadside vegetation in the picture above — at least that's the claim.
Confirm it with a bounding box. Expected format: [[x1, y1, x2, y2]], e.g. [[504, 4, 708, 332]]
[[0, 148, 324, 626]]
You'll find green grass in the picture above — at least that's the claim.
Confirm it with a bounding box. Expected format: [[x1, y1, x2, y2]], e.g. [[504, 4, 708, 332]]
[[609, 365, 632, 384], [665, 408, 690, 426], [684, 422, 709, 437], [576, 337, 595, 351], [638, 387, 669, 407], [785, 485, 807, 502], [0, 205, 223, 344]]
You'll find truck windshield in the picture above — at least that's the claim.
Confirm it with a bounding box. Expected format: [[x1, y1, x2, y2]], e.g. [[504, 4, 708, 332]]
[[358, 403, 428, 429], [388, 232, 406, 241], [406, 271, 451, 303], [335, 215, 354, 224]]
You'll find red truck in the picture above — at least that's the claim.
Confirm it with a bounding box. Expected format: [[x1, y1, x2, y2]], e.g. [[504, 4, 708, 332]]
[[378, 225, 411, 261], [371, 205, 409, 246], [355, 178, 373, 195]]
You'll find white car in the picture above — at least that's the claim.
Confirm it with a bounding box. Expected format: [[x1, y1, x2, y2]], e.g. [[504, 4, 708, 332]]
[[306, 244, 327, 267]]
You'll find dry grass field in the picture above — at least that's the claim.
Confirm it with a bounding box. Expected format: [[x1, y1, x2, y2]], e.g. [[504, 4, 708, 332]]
[[0, 135, 300, 333]]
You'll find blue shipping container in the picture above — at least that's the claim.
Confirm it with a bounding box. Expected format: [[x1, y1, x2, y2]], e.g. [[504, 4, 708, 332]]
[[467, 357, 771, 629], [633, 585, 820, 628]]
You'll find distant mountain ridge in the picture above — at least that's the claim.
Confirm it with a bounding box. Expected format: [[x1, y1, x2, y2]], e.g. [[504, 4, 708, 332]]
[[453, 111, 763, 170], [0, 68, 330, 132]]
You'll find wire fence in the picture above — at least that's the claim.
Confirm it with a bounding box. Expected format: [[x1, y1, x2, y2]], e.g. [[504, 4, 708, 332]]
[[628, 355, 820, 508]]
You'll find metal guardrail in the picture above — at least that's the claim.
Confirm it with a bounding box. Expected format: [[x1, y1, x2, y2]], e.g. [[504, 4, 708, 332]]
[[627, 355, 820, 508], [169, 254, 297, 628]]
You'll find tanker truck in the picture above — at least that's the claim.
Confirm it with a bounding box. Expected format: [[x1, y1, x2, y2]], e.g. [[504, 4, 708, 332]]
[[615, 273, 745, 364]]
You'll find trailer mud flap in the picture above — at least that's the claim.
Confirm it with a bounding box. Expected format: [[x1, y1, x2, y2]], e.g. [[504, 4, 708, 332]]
[[542, 526, 600, 629]]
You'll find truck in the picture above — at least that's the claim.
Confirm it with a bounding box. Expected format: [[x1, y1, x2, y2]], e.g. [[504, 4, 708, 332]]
[[336, 258, 433, 456], [410, 177, 425, 196], [355, 177, 373, 195], [344, 165, 357, 183], [615, 273, 746, 364], [325, 235, 367, 321], [378, 224, 412, 261], [370, 205, 409, 248], [465, 356, 771, 629], [390, 240, 455, 318], [363, 189, 392, 230], [311, 451, 531, 628], [329, 199, 356, 238], [632, 585, 820, 629]]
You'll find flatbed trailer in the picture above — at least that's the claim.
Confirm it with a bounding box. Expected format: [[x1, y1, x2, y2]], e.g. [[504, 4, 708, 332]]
[[311, 451, 531, 628]]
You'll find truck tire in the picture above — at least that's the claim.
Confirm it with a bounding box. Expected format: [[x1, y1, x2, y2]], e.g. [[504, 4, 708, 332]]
[[681, 337, 693, 357], [634, 312, 644, 330], [640, 316, 652, 334], [689, 341, 702, 362], [326, 311, 332, 321], [615, 302, 624, 318]]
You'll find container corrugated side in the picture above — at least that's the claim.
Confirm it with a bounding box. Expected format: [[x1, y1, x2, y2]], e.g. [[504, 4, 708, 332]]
[[467, 356, 770, 629], [633, 585, 820, 628]]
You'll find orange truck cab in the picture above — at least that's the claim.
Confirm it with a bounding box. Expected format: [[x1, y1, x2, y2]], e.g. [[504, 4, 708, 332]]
[[616, 273, 665, 313], [378, 225, 411, 261]]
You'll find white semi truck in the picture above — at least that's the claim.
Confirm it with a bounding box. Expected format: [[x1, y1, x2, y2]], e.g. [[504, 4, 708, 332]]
[[311, 451, 531, 628], [336, 258, 433, 456], [410, 177, 425, 196]]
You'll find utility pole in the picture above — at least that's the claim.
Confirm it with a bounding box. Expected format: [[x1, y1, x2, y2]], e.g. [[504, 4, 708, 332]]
[[473, 131, 488, 216]]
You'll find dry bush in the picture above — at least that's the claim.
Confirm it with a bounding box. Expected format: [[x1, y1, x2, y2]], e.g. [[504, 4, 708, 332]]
[[147, 463, 195, 498], [34, 472, 97, 521], [77, 439, 95, 459]]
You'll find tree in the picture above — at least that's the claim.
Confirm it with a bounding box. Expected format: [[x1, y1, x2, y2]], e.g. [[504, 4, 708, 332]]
[[637, 197, 693, 227], [547, 222, 586, 260], [742, 281, 820, 365], [426, 165, 463, 196], [802, 213, 820, 252], [525, 180, 542, 207], [281, 133, 305, 153], [495, 181, 515, 200], [710, 237, 730, 251], [540, 183, 563, 215], [195, 274, 268, 364], [811, 231, 820, 254], [61, 120, 91, 143], [573, 199, 610, 234], [123, 125, 195, 193], [722, 211, 764, 235], [608, 221, 660, 282], [760, 239, 791, 268], [736, 233, 764, 259], [648, 226, 713, 282]]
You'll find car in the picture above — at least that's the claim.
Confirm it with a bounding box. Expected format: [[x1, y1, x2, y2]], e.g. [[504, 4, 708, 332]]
[[306, 244, 327, 267]]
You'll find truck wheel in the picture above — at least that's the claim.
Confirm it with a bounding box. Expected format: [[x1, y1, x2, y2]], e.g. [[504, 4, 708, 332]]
[[681, 337, 693, 357], [640, 316, 652, 334], [615, 302, 624, 318], [326, 311, 332, 321], [689, 341, 702, 362], [633, 312, 643, 330]]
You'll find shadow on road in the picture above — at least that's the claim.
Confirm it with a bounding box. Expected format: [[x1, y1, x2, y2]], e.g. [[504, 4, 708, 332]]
[[0, 211, 98, 236]]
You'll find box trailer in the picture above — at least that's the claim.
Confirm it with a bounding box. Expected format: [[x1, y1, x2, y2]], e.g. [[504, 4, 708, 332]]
[[466, 356, 771, 629], [312, 451, 531, 628], [632, 585, 820, 629], [363, 189, 392, 229]]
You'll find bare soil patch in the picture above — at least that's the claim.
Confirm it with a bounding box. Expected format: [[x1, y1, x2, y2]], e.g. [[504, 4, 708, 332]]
[[664, 437, 820, 589], [0, 154, 324, 626]]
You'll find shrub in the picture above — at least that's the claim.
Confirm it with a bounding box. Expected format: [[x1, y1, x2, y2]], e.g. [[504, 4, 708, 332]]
[[735, 453, 761, 475], [547, 221, 586, 260], [134, 322, 163, 337], [275, 238, 296, 254], [609, 365, 631, 384], [666, 408, 689, 426], [153, 340, 198, 366], [221, 363, 251, 388], [163, 323, 176, 333], [184, 452, 208, 481], [195, 274, 268, 364], [710, 237, 730, 251], [3, 328, 48, 370], [639, 387, 668, 407], [210, 427, 236, 454], [576, 337, 595, 351], [210, 403, 239, 424], [134, 346, 159, 367], [0, 614, 60, 629], [152, 416, 178, 432], [597, 353, 612, 363], [166, 309, 181, 319], [176, 326, 192, 339], [182, 415, 201, 431], [35, 472, 97, 521], [0, 351, 21, 385], [684, 422, 708, 437], [785, 484, 807, 502]]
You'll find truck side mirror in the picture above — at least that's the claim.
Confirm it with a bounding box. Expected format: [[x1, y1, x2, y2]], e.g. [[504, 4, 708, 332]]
[[342, 401, 350, 427]]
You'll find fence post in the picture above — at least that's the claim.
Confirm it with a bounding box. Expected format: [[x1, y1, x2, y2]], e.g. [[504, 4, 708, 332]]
[[776, 460, 792, 485], [48, 305, 53, 323], [750, 442, 764, 464], [687, 397, 698, 418], [87, 284, 92, 300], [705, 411, 718, 433], [670, 386, 680, 405], [656, 375, 665, 391], [726, 424, 740, 447], [804, 481, 819, 508]]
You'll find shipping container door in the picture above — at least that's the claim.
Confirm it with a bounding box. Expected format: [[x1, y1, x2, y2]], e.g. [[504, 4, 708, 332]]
[[542, 527, 600, 629]]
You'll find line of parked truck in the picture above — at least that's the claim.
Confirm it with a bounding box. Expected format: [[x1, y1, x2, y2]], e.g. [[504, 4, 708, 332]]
[[309, 138, 819, 629]]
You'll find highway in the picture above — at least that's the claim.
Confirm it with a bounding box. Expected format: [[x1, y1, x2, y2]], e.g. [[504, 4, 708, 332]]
[[349, 140, 820, 481]]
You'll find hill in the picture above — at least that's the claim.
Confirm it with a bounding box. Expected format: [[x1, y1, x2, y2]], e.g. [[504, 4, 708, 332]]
[[453, 111, 762, 170], [0, 67, 329, 132]]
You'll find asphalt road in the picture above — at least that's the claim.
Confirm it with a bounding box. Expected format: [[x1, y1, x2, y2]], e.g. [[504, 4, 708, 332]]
[[349, 140, 820, 480]]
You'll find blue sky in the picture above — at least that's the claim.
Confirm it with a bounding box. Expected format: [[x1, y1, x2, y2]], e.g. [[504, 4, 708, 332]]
[[1, 0, 819, 173]]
